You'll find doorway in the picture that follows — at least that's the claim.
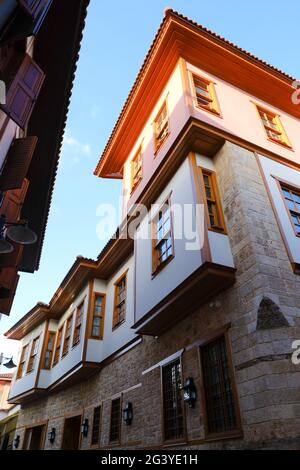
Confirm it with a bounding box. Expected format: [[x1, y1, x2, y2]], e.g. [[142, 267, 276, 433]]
[[61, 415, 81, 450], [23, 424, 46, 450]]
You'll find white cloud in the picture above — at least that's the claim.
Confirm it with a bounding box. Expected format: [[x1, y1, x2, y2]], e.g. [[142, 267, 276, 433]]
[[62, 134, 91, 155]]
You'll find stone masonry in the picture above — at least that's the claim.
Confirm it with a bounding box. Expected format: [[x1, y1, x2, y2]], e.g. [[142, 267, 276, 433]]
[[15, 142, 300, 450]]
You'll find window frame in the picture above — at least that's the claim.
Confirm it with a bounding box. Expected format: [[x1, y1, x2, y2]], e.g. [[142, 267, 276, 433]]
[[197, 167, 226, 233], [161, 356, 186, 444], [153, 100, 170, 154], [16, 343, 29, 379], [41, 331, 55, 370], [26, 336, 40, 373], [89, 292, 106, 339], [90, 405, 102, 448], [190, 73, 221, 116], [198, 328, 242, 441], [151, 196, 174, 276], [130, 146, 143, 193], [109, 397, 122, 444], [52, 326, 63, 366], [112, 272, 127, 330], [72, 301, 85, 346], [62, 312, 74, 357], [276, 178, 300, 238], [256, 105, 292, 149]]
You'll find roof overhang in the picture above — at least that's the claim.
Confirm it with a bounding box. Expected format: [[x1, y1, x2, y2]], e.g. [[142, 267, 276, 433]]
[[94, 9, 298, 178], [19, 0, 90, 273]]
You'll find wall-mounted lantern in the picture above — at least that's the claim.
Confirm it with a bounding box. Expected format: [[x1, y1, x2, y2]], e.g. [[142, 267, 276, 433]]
[[182, 377, 197, 408], [81, 418, 89, 437], [14, 435, 20, 449], [48, 428, 56, 444], [123, 402, 133, 425]]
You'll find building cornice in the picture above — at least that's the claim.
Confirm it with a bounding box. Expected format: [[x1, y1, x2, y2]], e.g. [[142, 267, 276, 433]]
[[94, 8, 299, 178]]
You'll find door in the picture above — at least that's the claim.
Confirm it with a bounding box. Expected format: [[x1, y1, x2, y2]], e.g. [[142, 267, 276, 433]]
[[23, 425, 45, 450], [61, 415, 81, 450]]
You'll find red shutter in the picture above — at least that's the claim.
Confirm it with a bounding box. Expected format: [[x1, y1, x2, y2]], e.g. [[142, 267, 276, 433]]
[[3, 54, 45, 129], [0, 267, 20, 315], [18, 0, 49, 19], [0, 178, 29, 223], [0, 136, 38, 191]]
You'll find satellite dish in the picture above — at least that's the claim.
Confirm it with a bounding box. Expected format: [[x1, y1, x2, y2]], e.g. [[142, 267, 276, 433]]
[[0, 237, 14, 254], [6, 224, 38, 245]]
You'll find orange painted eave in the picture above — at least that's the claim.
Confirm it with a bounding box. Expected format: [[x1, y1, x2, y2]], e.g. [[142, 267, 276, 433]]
[[94, 10, 298, 178]]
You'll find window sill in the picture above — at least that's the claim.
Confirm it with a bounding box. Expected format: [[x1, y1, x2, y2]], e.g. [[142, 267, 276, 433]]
[[112, 319, 125, 331], [162, 439, 187, 448], [154, 132, 170, 157], [208, 226, 227, 235], [152, 254, 174, 279], [195, 104, 222, 118], [130, 178, 142, 196], [204, 429, 243, 442], [267, 137, 293, 151]]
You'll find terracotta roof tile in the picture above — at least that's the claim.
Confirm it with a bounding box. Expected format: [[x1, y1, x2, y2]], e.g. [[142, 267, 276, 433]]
[[95, 8, 296, 175]]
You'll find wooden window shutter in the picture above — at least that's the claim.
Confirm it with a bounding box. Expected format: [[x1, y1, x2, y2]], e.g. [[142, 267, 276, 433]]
[[18, 0, 49, 19], [0, 178, 29, 223], [0, 136, 37, 191], [0, 244, 23, 269], [0, 267, 20, 315], [3, 54, 45, 129]]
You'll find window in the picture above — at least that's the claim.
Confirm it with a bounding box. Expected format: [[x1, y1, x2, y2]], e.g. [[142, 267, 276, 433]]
[[154, 102, 169, 151], [73, 301, 84, 345], [191, 74, 220, 115], [257, 107, 291, 147], [42, 331, 55, 369], [90, 294, 105, 339], [113, 274, 127, 329], [162, 359, 184, 441], [280, 184, 300, 236], [109, 398, 121, 443], [200, 335, 240, 437], [152, 199, 173, 273], [198, 168, 225, 232], [91, 406, 101, 446], [17, 344, 29, 379], [131, 148, 142, 192], [27, 336, 40, 373], [2, 54, 45, 129], [53, 327, 63, 365], [62, 314, 74, 356]]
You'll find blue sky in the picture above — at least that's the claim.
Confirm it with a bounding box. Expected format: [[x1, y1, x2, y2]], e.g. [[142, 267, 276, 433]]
[[1, 0, 300, 366]]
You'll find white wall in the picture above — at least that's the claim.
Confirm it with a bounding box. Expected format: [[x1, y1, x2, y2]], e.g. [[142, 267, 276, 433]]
[[258, 154, 300, 265], [38, 284, 90, 389], [86, 256, 136, 362], [135, 157, 203, 323], [196, 153, 234, 268], [9, 322, 45, 399], [122, 61, 190, 217]]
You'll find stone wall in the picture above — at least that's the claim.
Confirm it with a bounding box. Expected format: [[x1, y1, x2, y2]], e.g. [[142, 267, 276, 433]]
[[14, 142, 300, 450]]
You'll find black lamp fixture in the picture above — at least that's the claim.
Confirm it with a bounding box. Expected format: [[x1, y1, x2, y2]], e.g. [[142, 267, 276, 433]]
[[81, 418, 89, 437], [48, 427, 56, 444], [182, 377, 197, 408], [123, 402, 133, 425], [14, 435, 20, 449], [0, 214, 37, 255], [0, 352, 17, 369]]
